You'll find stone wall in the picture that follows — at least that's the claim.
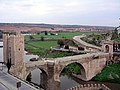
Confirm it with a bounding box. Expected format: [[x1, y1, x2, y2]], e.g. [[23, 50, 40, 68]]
[[3, 34, 24, 65], [3, 33, 25, 79], [54, 52, 108, 81], [68, 84, 111, 90]]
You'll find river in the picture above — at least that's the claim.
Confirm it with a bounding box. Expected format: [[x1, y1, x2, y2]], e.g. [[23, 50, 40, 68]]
[[0, 43, 120, 90]]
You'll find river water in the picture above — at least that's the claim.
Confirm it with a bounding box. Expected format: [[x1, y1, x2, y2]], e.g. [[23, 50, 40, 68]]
[[0, 43, 120, 90]]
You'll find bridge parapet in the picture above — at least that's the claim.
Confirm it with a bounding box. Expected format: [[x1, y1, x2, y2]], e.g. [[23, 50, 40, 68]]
[[68, 84, 111, 90], [26, 61, 47, 67], [54, 52, 109, 64]]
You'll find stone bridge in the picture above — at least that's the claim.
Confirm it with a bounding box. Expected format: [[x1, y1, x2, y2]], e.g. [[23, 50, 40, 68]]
[[11, 52, 109, 90], [3, 34, 111, 90]]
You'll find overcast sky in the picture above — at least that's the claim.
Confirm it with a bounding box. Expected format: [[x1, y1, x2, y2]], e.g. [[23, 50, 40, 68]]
[[0, 0, 120, 26]]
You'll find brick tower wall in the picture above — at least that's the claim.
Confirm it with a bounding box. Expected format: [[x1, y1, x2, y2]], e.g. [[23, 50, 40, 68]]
[[3, 34, 24, 65]]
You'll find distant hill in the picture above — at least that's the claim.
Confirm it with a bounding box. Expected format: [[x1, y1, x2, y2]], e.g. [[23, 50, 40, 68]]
[[0, 23, 115, 32]]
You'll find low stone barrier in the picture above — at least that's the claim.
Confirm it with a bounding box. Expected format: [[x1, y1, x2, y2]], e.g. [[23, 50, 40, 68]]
[[68, 84, 111, 90], [106, 60, 120, 65]]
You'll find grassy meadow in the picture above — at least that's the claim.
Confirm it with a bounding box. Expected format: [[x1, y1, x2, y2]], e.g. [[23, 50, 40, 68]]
[[25, 32, 93, 58], [25, 32, 92, 40]]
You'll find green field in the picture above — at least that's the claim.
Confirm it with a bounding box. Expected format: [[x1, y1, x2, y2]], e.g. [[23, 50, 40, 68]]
[[25, 32, 93, 40], [25, 31, 93, 49], [25, 32, 93, 58], [26, 40, 58, 49]]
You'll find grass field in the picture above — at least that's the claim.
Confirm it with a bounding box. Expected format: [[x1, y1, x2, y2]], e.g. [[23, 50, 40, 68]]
[[25, 32, 93, 40], [25, 32, 93, 58], [26, 40, 58, 49], [25, 32, 94, 49]]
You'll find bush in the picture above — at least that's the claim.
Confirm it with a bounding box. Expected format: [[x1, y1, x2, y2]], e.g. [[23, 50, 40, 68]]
[[57, 39, 65, 47], [93, 64, 120, 83]]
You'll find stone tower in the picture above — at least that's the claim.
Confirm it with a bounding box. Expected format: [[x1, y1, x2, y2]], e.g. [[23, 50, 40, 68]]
[[102, 40, 113, 60], [102, 40, 113, 54], [3, 33, 25, 76]]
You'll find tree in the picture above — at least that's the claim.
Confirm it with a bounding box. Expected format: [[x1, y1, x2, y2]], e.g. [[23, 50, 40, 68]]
[[29, 36, 34, 40], [111, 27, 118, 40], [44, 31, 48, 35], [62, 63, 81, 75], [6, 58, 12, 73], [0, 33, 2, 39], [41, 36, 44, 41], [91, 37, 96, 45], [37, 32, 40, 35], [57, 39, 65, 47], [64, 45, 69, 49]]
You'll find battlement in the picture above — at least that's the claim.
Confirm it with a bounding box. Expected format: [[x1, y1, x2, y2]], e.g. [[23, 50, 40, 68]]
[[3, 33, 24, 38], [68, 84, 111, 90]]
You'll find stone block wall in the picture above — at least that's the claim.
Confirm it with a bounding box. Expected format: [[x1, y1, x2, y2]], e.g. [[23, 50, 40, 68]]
[[3, 34, 24, 65], [68, 84, 111, 90]]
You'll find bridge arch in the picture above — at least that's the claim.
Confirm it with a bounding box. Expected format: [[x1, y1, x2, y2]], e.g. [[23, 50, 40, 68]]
[[59, 61, 86, 80], [26, 67, 48, 89], [105, 45, 109, 53], [25, 66, 48, 80]]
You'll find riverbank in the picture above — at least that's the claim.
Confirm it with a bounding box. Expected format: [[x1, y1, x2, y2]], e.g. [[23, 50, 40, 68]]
[[93, 64, 120, 84]]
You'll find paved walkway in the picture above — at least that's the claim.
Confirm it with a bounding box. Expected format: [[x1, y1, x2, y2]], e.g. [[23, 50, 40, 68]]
[[0, 66, 39, 90]]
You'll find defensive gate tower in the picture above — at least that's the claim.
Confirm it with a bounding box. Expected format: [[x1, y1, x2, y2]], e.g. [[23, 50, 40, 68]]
[[3, 33, 25, 77]]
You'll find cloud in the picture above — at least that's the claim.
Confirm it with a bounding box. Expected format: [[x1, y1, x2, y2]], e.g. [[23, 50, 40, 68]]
[[0, 0, 119, 26]]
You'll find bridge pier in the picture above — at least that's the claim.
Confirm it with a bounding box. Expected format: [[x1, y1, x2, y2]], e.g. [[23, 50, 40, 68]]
[[40, 71, 60, 90], [40, 71, 47, 89], [47, 78, 60, 90], [41, 62, 60, 90]]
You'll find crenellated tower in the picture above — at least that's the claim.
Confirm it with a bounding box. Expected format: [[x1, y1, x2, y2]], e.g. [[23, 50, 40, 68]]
[[3, 33, 24, 65], [3, 33, 25, 78]]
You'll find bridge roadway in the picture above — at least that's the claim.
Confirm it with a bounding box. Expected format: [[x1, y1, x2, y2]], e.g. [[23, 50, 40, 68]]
[[73, 35, 101, 50], [26, 52, 108, 68], [0, 68, 39, 90]]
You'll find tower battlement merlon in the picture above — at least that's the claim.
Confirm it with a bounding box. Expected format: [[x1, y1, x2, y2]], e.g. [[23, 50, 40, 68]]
[[3, 33, 24, 37]]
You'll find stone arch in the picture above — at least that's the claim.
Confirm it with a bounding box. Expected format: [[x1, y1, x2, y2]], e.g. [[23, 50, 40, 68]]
[[59, 61, 86, 80], [25, 67, 48, 89], [25, 67, 48, 80], [105, 45, 109, 53]]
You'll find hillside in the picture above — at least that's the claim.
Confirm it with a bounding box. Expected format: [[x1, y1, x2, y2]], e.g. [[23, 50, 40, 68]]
[[0, 23, 115, 32]]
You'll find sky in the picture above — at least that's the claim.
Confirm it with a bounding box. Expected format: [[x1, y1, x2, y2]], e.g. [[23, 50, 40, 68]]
[[0, 0, 120, 26]]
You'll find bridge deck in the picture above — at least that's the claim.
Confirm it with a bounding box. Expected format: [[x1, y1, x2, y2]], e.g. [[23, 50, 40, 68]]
[[54, 52, 108, 63], [73, 36, 101, 50], [26, 52, 109, 67]]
